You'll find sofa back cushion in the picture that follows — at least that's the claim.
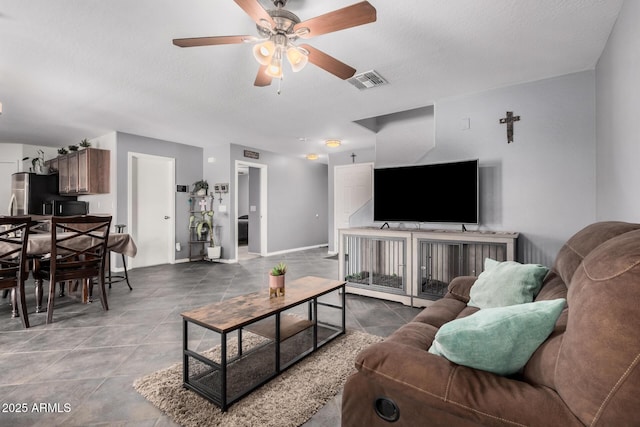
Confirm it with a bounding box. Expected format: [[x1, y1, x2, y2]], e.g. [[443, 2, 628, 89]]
[[524, 222, 640, 392], [468, 259, 549, 309], [552, 221, 640, 288], [554, 229, 640, 426]]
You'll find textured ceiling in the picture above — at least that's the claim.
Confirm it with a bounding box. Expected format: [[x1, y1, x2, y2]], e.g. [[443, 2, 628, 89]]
[[0, 0, 624, 162]]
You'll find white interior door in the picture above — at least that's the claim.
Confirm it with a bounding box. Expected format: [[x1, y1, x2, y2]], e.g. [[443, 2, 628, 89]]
[[334, 163, 373, 252], [128, 153, 175, 268]]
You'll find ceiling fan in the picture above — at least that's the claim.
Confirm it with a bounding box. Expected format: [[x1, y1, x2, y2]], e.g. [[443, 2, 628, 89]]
[[173, 0, 377, 87]]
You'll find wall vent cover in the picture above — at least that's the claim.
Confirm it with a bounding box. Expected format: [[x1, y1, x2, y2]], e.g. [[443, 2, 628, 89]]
[[347, 70, 388, 90]]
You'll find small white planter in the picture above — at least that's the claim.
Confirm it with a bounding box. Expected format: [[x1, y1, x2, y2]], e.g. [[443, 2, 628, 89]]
[[207, 246, 221, 260]]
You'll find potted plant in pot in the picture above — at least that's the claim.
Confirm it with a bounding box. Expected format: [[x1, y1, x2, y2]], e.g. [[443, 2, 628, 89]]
[[269, 262, 287, 297], [203, 210, 221, 260], [79, 138, 91, 149], [192, 180, 209, 196]]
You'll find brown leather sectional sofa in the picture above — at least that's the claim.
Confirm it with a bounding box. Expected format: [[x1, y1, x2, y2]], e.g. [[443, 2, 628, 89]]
[[342, 221, 640, 426]]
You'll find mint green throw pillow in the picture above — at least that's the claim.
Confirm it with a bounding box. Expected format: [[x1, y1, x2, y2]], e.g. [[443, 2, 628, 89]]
[[468, 258, 549, 309], [428, 298, 566, 375]]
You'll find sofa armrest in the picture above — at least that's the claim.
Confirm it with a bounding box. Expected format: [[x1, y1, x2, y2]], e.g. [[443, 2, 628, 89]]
[[354, 341, 581, 426], [445, 275, 477, 303]]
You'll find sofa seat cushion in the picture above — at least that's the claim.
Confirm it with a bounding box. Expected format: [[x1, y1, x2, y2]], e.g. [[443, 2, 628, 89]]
[[468, 258, 549, 309], [412, 297, 475, 329], [428, 299, 566, 375], [385, 321, 438, 350], [354, 338, 582, 426]]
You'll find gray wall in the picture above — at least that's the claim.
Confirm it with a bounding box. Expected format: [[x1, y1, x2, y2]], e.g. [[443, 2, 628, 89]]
[[237, 173, 249, 217], [329, 72, 596, 265], [229, 144, 329, 256], [596, 0, 640, 222], [115, 132, 203, 260], [428, 71, 597, 265]]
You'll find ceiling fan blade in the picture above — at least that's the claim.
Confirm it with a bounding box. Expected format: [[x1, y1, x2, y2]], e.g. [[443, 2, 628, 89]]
[[234, 0, 277, 28], [300, 44, 356, 80], [173, 35, 250, 47], [294, 1, 376, 39], [254, 65, 273, 87]]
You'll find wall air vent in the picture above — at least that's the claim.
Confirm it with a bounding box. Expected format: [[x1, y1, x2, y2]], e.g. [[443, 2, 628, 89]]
[[347, 70, 388, 90]]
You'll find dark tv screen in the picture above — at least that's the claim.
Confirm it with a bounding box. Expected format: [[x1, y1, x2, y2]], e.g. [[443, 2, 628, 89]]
[[373, 159, 479, 224]]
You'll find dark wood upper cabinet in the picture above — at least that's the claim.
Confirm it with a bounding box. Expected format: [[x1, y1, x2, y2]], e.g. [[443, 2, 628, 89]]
[[56, 148, 110, 195]]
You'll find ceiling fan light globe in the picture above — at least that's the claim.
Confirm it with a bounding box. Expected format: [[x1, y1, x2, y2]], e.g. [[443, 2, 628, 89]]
[[265, 59, 283, 78], [286, 47, 308, 72], [253, 40, 275, 65]]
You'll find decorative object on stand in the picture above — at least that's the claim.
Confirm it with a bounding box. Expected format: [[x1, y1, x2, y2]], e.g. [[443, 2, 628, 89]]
[[213, 183, 228, 204], [188, 193, 221, 261], [204, 210, 221, 260], [499, 111, 521, 143], [192, 180, 209, 196], [22, 150, 45, 174], [268, 261, 287, 297], [79, 138, 91, 149], [172, 0, 376, 88]]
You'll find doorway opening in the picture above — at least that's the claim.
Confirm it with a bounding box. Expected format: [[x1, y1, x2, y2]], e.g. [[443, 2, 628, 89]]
[[235, 160, 267, 261], [128, 152, 176, 268]]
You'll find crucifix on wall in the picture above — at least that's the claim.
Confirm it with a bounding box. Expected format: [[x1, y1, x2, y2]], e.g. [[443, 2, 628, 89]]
[[499, 111, 521, 143]]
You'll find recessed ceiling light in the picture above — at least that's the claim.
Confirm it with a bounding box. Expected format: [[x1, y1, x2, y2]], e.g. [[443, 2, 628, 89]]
[[325, 139, 341, 148], [306, 153, 319, 160]]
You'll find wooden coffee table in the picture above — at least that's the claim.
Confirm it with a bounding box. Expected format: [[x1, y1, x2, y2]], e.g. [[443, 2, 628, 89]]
[[181, 276, 346, 411]]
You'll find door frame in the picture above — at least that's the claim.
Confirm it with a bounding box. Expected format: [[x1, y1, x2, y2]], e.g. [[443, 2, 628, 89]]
[[234, 160, 268, 260], [127, 152, 176, 268]]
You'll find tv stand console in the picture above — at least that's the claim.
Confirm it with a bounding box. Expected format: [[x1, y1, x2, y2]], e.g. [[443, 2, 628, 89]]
[[338, 227, 519, 307]]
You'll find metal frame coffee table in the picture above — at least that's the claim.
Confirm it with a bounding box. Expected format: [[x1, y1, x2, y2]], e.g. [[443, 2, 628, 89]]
[[181, 276, 346, 411]]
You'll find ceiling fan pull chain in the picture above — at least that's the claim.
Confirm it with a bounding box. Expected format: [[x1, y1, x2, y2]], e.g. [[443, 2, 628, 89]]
[[277, 77, 283, 95]]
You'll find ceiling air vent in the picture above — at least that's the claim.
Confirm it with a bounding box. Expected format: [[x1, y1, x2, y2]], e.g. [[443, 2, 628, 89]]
[[347, 70, 388, 90]]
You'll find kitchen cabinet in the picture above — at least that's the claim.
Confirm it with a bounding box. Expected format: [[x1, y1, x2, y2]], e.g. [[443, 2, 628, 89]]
[[44, 157, 58, 174], [56, 148, 110, 195]]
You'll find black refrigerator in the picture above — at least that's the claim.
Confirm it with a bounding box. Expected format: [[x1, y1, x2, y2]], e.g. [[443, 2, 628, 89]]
[[9, 172, 78, 215]]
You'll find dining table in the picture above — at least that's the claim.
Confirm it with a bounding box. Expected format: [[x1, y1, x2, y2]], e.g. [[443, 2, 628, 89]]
[[23, 232, 138, 312]]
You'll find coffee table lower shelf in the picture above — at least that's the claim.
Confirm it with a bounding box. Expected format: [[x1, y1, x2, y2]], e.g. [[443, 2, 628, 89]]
[[183, 323, 340, 408], [181, 277, 346, 411]]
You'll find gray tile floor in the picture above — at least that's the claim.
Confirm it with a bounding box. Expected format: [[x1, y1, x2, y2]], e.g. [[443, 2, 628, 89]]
[[0, 248, 421, 426]]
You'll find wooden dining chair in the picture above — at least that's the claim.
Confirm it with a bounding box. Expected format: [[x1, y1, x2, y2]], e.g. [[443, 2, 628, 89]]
[[33, 215, 112, 324], [0, 216, 31, 328]]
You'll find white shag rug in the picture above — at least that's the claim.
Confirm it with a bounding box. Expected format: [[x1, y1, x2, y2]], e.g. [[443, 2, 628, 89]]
[[133, 330, 382, 427]]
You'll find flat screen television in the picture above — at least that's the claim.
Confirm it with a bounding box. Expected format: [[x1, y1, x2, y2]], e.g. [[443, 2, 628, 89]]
[[373, 159, 479, 224]]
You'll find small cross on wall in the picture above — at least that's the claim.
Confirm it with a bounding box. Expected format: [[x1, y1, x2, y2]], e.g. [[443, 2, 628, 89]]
[[499, 111, 521, 143]]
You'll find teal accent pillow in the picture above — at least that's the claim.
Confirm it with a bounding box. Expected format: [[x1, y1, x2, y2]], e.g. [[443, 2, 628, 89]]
[[468, 258, 549, 309], [428, 298, 566, 375]]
